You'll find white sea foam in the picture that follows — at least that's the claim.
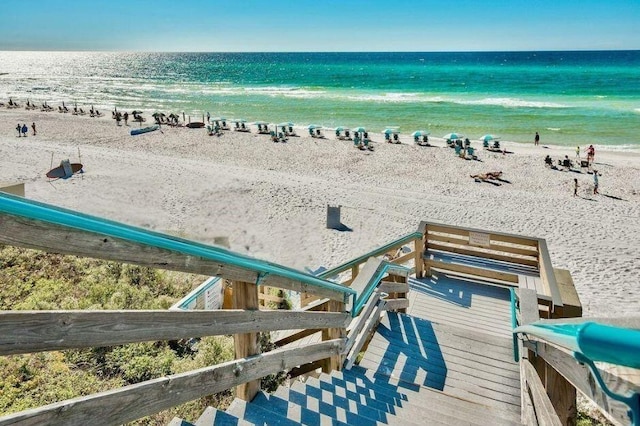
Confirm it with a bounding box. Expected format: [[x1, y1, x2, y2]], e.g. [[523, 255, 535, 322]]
[[457, 97, 569, 108], [634, 108, 640, 114], [546, 128, 561, 131]]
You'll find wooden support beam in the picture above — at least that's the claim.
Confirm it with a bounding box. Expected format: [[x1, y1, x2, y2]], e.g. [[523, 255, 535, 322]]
[[427, 233, 539, 257], [321, 299, 346, 373], [425, 258, 520, 283], [427, 242, 539, 267], [521, 360, 563, 426], [232, 281, 260, 401], [424, 223, 540, 247], [0, 309, 349, 356], [525, 341, 632, 426], [382, 298, 409, 311], [0, 215, 347, 302], [378, 281, 409, 294], [0, 339, 344, 426], [414, 237, 424, 278], [273, 328, 321, 348]]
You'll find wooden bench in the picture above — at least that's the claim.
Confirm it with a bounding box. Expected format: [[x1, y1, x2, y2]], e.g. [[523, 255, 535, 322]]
[[424, 249, 554, 305]]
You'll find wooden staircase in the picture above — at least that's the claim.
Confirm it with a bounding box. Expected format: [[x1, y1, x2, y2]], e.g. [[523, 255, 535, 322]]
[[170, 311, 522, 426]]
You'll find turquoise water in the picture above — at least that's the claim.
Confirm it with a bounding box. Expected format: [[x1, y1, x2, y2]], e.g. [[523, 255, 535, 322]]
[[1, 51, 639, 148]]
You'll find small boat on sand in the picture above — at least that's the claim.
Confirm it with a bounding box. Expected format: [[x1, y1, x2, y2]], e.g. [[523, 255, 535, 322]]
[[130, 125, 160, 136]]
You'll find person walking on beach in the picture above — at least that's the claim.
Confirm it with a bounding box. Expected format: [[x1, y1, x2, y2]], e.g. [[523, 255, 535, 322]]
[[593, 171, 599, 195], [16, 123, 21, 137], [587, 144, 595, 164], [31, 122, 36, 136], [123, 112, 128, 126], [573, 178, 579, 197], [576, 146, 580, 158], [534, 132, 540, 146], [21, 124, 28, 137]]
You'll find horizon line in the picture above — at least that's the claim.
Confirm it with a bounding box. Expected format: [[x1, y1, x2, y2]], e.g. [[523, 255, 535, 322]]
[[1, 48, 639, 54]]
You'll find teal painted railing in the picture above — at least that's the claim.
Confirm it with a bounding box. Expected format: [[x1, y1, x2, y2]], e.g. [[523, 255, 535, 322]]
[[0, 193, 357, 310], [318, 232, 422, 280], [352, 263, 411, 316], [509, 288, 519, 362], [515, 321, 640, 425]]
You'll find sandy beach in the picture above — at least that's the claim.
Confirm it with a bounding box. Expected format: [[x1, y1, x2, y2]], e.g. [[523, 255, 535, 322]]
[[1, 108, 639, 317]]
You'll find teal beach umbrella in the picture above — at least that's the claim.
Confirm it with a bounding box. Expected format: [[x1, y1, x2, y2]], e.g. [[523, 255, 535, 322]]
[[480, 134, 499, 142], [443, 132, 463, 140], [411, 130, 430, 137]]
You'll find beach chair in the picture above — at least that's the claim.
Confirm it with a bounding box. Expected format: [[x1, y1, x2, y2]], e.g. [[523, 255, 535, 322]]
[[288, 126, 296, 136], [278, 132, 287, 142], [385, 133, 391, 143], [270, 130, 279, 142], [309, 128, 315, 137], [483, 140, 489, 148], [467, 146, 477, 160], [421, 135, 430, 146], [58, 106, 64, 113], [344, 130, 351, 140], [392, 133, 400, 144], [353, 135, 364, 149], [454, 145, 463, 157]]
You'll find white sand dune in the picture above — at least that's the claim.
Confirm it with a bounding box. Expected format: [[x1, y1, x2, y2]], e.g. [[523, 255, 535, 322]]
[[1, 109, 639, 316]]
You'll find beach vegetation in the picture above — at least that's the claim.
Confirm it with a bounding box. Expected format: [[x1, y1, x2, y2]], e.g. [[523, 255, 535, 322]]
[[0, 245, 235, 424]]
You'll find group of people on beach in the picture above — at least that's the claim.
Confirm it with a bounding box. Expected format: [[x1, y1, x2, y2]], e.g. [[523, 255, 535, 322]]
[[15, 123, 35, 137]]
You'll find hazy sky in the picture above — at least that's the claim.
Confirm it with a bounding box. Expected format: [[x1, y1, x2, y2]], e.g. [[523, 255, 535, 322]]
[[1, 0, 638, 52]]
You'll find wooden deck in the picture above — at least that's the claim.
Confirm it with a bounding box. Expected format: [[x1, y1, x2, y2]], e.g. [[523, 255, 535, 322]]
[[358, 272, 522, 420]]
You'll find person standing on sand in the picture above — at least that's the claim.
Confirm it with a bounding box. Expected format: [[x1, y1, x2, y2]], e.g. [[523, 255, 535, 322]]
[[593, 171, 599, 195], [21, 124, 28, 137], [574, 178, 579, 197], [16, 123, 21, 137], [31, 122, 36, 136], [535, 132, 540, 146], [576, 146, 580, 158], [124, 112, 128, 126]]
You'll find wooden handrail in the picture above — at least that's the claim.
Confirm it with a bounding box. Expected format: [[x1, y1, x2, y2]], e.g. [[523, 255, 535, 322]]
[[0, 209, 351, 303], [0, 310, 350, 356], [0, 339, 344, 426]]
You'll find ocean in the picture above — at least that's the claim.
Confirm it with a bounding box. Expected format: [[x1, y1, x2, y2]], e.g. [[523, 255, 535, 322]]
[[1, 50, 639, 149]]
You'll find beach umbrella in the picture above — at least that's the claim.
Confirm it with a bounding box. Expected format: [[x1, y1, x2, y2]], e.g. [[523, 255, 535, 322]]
[[132, 110, 143, 115], [352, 126, 366, 133], [480, 134, 500, 142], [307, 124, 319, 130], [383, 128, 399, 135], [278, 122, 293, 127], [443, 132, 463, 140], [411, 130, 430, 137], [335, 126, 349, 132], [252, 120, 268, 125]]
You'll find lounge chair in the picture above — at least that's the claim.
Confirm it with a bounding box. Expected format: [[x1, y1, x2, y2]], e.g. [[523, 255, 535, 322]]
[[278, 132, 287, 142], [385, 133, 391, 143], [392, 133, 400, 144], [344, 130, 351, 140], [270, 130, 279, 142], [288, 126, 297, 137], [309, 128, 315, 137]]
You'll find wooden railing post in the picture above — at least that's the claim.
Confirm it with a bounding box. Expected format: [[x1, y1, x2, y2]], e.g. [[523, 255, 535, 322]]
[[351, 265, 359, 282], [414, 237, 424, 278], [232, 281, 260, 401], [321, 299, 346, 373]]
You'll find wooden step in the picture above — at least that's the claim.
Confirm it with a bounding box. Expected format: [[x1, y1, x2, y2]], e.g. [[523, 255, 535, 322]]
[[347, 365, 521, 418], [320, 370, 522, 425], [195, 406, 253, 426], [272, 385, 428, 426], [252, 391, 351, 426], [226, 398, 298, 426]]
